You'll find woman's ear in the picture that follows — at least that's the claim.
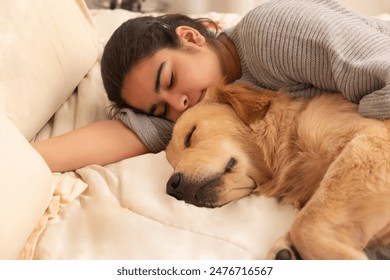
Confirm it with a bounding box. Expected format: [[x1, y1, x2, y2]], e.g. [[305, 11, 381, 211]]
[[175, 26, 206, 46]]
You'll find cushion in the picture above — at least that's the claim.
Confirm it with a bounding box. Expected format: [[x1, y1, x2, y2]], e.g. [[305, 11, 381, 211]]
[[0, 0, 99, 140], [0, 112, 53, 259]]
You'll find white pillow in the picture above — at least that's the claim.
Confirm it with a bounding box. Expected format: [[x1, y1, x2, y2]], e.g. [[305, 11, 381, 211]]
[[0, 0, 99, 140], [0, 112, 53, 259]]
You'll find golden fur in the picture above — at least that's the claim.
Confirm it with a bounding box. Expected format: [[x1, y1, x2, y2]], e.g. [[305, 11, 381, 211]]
[[165, 83, 390, 259]]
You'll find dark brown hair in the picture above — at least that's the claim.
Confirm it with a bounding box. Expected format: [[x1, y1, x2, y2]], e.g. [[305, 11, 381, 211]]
[[100, 14, 219, 116]]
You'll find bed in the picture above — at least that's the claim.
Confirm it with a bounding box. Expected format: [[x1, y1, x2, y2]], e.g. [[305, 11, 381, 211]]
[[3, 0, 387, 260], [0, 0, 295, 260]]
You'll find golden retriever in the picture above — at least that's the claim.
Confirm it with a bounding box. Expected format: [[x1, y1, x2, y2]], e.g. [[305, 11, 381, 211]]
[[165, 83, 390, 260]]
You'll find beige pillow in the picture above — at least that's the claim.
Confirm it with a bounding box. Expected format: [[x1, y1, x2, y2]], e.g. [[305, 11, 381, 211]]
[[0, 0, 98, 259], [0, 112, 53, 259], [0, 0, 99, 140]]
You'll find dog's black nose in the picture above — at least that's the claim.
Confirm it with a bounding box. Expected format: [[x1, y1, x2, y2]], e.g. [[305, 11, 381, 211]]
[[166, 172, 184, 199], [168, 172, 181, 189]]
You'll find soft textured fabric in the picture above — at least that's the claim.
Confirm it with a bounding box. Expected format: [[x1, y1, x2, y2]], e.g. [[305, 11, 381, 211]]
[[0, 0, 99, 140], [117, 0, 390, 152], [115, 109, 174, 153], [0, 0, 98, 260], [0, 112, 53, 259]]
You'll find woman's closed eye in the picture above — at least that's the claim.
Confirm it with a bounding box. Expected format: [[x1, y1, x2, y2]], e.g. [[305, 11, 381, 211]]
[[156, 71, 175, 118], [168, 71, 175, 89], [151, 71, 174, 118]]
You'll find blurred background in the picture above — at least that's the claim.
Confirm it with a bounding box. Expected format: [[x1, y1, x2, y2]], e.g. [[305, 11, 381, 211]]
[[85, 0, 390, 16]]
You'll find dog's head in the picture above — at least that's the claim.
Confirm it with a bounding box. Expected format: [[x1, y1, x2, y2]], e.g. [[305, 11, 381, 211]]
[[165, 83, 274, 208]]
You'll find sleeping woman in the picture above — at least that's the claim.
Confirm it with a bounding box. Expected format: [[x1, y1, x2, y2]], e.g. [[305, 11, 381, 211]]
[[33, 0, 390, 172]]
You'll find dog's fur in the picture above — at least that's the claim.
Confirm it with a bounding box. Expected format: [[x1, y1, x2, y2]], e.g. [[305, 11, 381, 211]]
[[165, 83, 390, 260]]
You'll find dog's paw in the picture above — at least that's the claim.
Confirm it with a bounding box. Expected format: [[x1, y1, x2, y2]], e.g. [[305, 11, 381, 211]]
[[266, 232, 302, 260], [274, 247, 302, 260], [275, 249, 294, 260]]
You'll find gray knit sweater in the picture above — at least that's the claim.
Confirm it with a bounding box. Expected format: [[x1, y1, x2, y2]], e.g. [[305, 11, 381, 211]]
[[116, 0, 390, 152]]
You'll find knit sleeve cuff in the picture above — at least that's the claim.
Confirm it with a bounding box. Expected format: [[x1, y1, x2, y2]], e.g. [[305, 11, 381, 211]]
[[358, 87, 390, 120], [113, 108, 174, 153]]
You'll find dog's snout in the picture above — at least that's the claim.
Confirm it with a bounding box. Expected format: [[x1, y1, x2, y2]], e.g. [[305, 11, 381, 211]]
[[166, 172, 221, 207]]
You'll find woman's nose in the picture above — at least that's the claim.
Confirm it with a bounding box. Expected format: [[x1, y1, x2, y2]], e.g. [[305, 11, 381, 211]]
[[177, 94, 189, 111], [163, 91, 189, 112]]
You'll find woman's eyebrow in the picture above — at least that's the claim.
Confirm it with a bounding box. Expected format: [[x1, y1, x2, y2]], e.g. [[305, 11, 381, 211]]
[[155, 61, 166, 94]]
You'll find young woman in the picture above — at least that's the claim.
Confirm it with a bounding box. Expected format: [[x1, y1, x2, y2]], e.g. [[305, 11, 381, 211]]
[[33, 0, 390, 172]]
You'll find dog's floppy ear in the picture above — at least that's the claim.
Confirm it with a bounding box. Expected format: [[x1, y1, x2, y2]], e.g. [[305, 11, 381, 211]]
[[208, 83, 274, 126]]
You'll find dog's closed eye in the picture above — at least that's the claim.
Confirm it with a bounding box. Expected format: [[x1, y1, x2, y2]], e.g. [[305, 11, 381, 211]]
[[225, 157, 237, 173], [184, 126, 196, 148]]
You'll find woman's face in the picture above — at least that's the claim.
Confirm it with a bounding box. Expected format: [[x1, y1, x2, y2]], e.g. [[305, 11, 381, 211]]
[[121, 28, 224, 122]]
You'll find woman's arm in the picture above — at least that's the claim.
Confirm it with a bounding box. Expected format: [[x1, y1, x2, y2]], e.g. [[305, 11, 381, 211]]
[[233, 0, 390, 119], [32, 119, 149, 172]]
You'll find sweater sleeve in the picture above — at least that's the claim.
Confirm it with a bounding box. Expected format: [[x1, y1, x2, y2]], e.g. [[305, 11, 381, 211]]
[[228, 0, 390, 119], [114, 108, 174, 153]]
